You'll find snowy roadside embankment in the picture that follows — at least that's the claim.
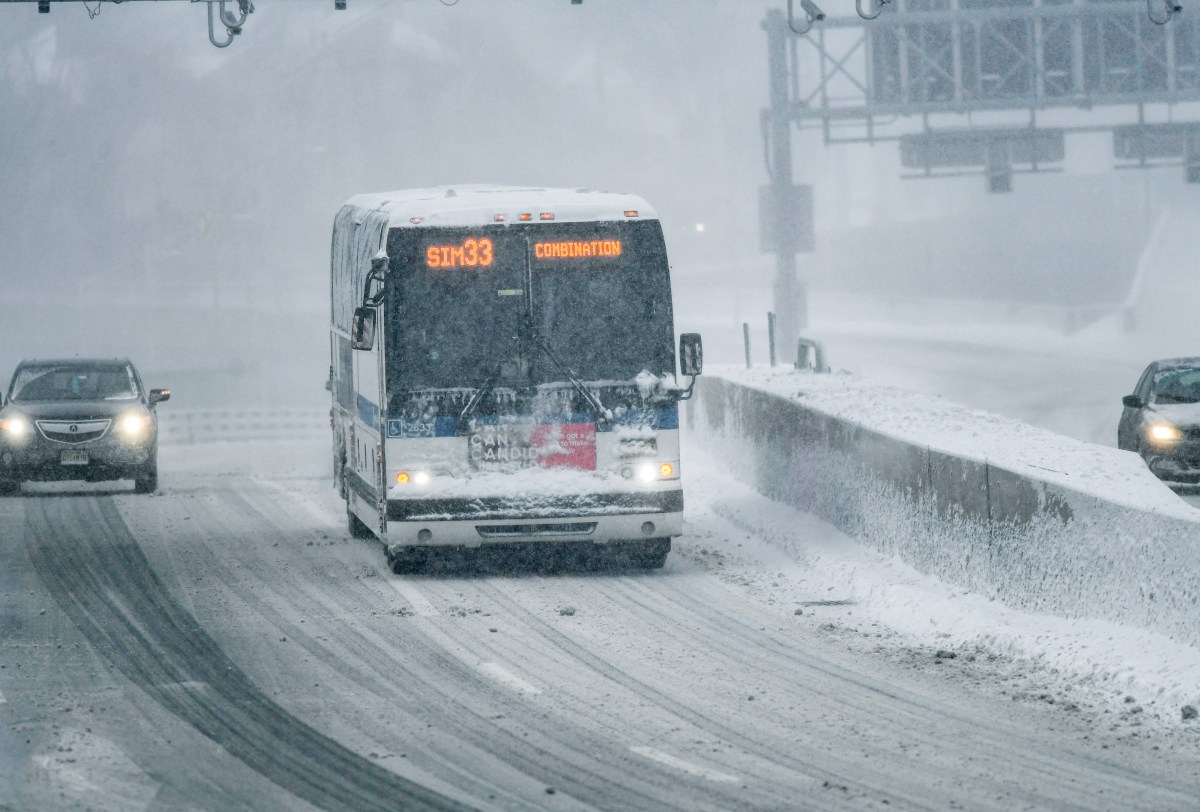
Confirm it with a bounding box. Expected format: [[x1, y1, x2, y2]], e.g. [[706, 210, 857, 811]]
[[688, 369, 1200, 649]]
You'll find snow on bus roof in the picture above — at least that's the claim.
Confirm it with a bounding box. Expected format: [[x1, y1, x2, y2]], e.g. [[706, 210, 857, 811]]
[[343, 185, 658, 228]]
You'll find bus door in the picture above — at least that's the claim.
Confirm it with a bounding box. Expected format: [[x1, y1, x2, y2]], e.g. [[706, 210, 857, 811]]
[[350, 305, 388, 538]]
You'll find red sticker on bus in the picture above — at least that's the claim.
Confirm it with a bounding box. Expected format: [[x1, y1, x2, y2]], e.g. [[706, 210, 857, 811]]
[[532, 423, 596, 470]]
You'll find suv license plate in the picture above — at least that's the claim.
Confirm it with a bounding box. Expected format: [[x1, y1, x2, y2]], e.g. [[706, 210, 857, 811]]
[[60, 450, 89, 466]]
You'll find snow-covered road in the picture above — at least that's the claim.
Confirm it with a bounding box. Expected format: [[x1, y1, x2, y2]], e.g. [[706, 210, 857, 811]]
[[3, 439, 1199, 810]]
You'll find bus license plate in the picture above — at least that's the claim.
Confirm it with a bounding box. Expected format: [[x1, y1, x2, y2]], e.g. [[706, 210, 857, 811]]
[[60, 450, 89, 466]]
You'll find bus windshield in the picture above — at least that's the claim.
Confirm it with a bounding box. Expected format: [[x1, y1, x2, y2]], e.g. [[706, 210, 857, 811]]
[[385, 220, 676, 397]]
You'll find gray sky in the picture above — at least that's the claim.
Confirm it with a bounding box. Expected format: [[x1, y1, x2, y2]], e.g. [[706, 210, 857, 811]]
[[2, 0, 1197, 393]]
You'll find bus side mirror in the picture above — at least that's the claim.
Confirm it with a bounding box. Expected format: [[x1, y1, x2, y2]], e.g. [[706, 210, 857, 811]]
[[149, 389, 171, 405], [1122, 394, 1143, 409], [679, 333, 703, 377], [351, 307, 377, 351]]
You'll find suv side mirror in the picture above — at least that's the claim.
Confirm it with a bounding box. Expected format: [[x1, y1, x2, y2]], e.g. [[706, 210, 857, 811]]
[[679, 333, 703, 377], [1122, 394, 1143, 409], [351, 307, 377, 351], [149, 388, 171, 405]]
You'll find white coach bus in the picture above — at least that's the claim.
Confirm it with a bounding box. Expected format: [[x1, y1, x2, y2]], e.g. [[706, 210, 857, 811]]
[[329, 186, 703, 573]]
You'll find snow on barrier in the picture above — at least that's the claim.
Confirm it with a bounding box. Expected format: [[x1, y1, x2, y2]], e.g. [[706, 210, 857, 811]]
[[158, 409, 328, 446], [689, 370, 1200, 648]]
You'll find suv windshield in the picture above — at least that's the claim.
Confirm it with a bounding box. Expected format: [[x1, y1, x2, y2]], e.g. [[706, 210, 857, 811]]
[[9, 363, 139, 402], [385, 219, 675, 397], [1152, 368, 1200, 404]]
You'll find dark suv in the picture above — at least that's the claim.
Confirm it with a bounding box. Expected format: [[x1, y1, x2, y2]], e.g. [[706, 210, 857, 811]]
[[1118, 357, 1200, 484], [0, 359, 170, 494]]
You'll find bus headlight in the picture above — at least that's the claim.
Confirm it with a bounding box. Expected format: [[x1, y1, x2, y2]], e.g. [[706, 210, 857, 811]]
[[117, 411, 152, 440], [637, 462, 679, 482], [0, 415, 30, 439]]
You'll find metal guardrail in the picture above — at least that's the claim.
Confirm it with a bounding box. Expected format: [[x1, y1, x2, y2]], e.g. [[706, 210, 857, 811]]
[[158, 409, 328, 446]]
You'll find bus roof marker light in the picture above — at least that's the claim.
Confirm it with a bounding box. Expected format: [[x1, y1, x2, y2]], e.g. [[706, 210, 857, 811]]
[[494, 214, 506, 222], [624, 210, 639, 218], [519, 213, 533, 221], [539, 212, 555, 221], [410, 217, 423, 225]]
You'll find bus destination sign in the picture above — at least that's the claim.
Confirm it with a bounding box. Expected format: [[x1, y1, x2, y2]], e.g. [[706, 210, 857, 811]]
[[426, 238, 495, 269], [424, 237, 623, 269], [534, 240, 621, 259]]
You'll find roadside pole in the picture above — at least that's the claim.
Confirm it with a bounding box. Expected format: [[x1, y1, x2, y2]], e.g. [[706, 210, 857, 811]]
[[764, 9, 805, 353]]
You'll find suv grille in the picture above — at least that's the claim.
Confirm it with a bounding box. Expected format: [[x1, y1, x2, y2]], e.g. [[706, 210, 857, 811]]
[[36, 419, 111, 444]]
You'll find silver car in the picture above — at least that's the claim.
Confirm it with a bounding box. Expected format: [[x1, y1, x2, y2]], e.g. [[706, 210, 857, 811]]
[[0, 358, 170, 494], [1118, 357, 1200, 484]]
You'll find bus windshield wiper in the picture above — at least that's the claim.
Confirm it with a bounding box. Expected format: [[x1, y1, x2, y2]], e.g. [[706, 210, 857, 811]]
[[526, 324, 612, 430], [456, 318, 612, 433], [455, 325, 529, 433], [455, 363, 503, 434]]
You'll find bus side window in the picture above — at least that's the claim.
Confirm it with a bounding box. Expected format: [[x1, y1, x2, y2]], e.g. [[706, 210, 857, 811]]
[[337, 336, 354, 410]]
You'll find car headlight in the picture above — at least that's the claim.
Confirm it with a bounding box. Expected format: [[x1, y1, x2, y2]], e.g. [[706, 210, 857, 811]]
[[117, 411, 152, 439], [0, 415, 30, 439], [1148, 423, 1183, 443]]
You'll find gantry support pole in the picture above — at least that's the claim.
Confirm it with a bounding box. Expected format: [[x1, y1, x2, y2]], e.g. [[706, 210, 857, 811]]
[[765, 8, 805, 350]]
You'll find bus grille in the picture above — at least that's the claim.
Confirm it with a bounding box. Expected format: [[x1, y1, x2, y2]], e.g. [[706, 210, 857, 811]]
[[476, 522, 598, 539]]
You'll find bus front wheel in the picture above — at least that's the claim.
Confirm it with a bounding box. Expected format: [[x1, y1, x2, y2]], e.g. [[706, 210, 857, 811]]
[[634, 538, 671, 569]]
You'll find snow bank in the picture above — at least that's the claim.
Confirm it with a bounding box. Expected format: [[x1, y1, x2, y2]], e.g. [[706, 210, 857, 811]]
[[689, 369, 1200, 648]]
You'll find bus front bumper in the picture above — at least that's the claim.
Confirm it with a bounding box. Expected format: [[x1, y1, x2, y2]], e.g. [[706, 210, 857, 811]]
[[384, 489, 683, 548]]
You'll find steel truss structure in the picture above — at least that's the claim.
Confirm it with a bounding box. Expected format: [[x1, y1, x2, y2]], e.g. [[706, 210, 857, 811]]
[[806, 0, 1200, 122], [784, 0, 1200, 184]]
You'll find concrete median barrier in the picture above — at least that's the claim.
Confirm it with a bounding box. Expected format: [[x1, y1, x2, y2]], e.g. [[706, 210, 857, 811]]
[[689, 371, 1200, 648]]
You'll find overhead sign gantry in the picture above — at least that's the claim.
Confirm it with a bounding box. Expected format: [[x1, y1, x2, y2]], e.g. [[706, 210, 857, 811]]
[[776, 0, 1200, 189], [761, 0, 1200, 344]]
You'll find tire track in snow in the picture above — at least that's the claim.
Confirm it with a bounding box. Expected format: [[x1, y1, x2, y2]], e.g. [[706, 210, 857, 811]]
[[608, 544, 1200, 812], [475, 580, 886, 809], [387, 579, 440, 617], [629, 746, 740, 784], [179, 484, 688, 811], [24, 494, 474, 812]]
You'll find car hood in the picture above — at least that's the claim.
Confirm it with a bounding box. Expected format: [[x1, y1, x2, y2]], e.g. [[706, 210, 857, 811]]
[[1, 399, 145, 421], [1146, 402, 1200, 428]]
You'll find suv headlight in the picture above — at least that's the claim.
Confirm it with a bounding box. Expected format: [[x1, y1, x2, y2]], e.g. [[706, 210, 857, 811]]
[[1148, 422, 1183, 443], [0, 415, 30, 439], [117, 411, 153, 440]]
